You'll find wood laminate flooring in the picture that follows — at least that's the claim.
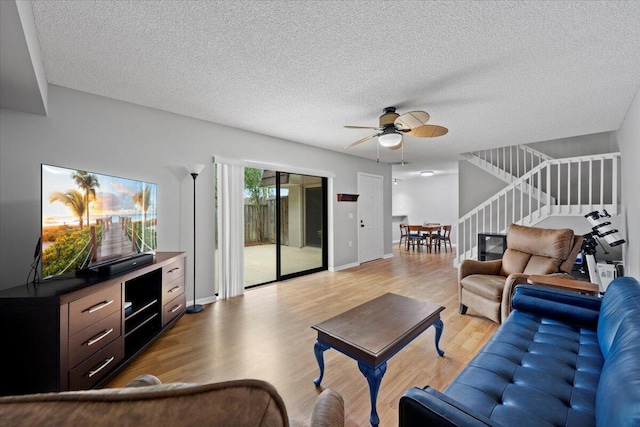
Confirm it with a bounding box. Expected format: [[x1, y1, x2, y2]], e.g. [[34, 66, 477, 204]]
[[107, 246, 498, 427]]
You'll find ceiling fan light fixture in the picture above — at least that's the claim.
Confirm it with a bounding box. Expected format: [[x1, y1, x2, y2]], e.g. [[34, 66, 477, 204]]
[[420, 170, 435, 177], [378, 128, 403, 148]]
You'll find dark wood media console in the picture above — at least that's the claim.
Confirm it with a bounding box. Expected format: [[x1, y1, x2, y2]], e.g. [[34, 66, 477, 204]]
[[0, 252, 186, 396]]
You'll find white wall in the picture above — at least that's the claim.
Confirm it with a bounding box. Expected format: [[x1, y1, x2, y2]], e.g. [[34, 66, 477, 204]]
[[458, 160, 506, 217], [616, 85, 640, 278], [527, 131, 618, 158], [0, 85, 392, 297], [392, 172, 459, 242]]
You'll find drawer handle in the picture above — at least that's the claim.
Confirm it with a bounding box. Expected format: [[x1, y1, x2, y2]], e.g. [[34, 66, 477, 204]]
[[85, 328, 114, 347], [87, 356, 115, 378], [169, 303, 183, 313], [84, 300, 114, 314], [168, 285, 182, 294], [168, 267, 182, 274]]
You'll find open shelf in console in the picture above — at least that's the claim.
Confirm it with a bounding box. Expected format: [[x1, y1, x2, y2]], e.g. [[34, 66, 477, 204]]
[[124, 269, 162, 359]]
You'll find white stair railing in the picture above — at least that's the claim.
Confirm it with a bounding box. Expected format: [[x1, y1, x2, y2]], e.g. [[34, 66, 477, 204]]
[[456, 152, 621, 265], [464, 145, 553, 183]]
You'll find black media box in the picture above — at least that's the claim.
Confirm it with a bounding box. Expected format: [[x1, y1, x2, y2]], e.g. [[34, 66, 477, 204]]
[[96, 253, 154, 276]]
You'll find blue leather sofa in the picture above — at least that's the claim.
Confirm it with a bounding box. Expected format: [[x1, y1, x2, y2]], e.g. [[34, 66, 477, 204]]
[[399, 276, 640, 427]]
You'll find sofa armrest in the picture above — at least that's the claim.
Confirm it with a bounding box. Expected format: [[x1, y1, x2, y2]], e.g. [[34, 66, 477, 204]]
[[500, 273, 575, 320], [399, 387, 499, 427], [309, 389, 344, 427], [511, 285, 601, 327]]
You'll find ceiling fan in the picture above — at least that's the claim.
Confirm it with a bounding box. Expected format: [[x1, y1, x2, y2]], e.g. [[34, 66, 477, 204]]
[[344, 107, 448, 150]]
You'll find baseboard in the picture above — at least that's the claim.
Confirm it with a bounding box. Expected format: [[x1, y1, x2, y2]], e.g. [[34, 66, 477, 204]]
[[383, 252, 394, 259], [330, 261, 360, 272], [197, 295, 218, 305]]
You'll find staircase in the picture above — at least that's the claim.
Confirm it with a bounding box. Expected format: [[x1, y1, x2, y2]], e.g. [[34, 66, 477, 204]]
[[463, 145, 553, 183], [456, 147, 621, 266]]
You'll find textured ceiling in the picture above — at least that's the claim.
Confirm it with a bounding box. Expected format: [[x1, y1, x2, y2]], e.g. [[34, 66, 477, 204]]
[[29, 1, 640, 179]]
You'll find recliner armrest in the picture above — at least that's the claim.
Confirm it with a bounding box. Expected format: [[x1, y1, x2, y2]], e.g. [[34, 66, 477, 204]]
[[399, 387, 499, 427], [511, 285, 601, 327], [458, 259, 502, 281], [501, 273, 532, 320], [309, 389, 344, 427], [125, 374, 163, 387]]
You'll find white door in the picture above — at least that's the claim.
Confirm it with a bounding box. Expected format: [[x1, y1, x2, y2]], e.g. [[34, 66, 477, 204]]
[[358, 173, 384, 263]]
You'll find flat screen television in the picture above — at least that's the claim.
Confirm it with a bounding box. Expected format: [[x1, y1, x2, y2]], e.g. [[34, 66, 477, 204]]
[[41, 164, 157, 279]]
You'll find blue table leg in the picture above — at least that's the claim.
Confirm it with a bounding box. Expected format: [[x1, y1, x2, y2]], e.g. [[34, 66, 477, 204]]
[[358, 361, 387, 427], [433, 318, 444, 357], [313, 340, 330, 386]]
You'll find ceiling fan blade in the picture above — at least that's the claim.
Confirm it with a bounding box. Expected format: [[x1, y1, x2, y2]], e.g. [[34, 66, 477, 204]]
[[345, 134, 377, 148], [394, 111, 430, 130], [344, 125, 379, 130], [405, 125, 448, 138]]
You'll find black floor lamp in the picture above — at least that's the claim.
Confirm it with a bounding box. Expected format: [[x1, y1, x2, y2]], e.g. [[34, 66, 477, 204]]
[[186, 164, 205, 314]]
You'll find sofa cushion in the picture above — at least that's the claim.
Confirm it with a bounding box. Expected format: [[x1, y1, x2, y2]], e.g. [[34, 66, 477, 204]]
[[522, 255, 562, 275], [443, 310, 603, 427], [597, 276, 640, 358], [500, 224, 574, 277], [499, 249, 530, 276], [460, 275, 506, 300], [596, 311, 640, 427], [506, 224, 574, 259]]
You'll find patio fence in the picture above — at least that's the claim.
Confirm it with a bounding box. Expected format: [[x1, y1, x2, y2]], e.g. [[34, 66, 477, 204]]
[[244, 198, 289, 245]]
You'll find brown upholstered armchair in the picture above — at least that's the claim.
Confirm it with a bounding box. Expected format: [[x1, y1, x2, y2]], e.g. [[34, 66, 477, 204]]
[[0, 375, 344, 427], [458, 224, 583, 323]]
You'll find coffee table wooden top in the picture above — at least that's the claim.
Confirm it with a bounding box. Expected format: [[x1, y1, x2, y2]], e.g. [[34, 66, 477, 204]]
[[312, 293, 444, 366]]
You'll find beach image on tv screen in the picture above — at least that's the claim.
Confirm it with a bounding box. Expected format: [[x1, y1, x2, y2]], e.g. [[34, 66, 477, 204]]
[[41, 164, 157, 278]]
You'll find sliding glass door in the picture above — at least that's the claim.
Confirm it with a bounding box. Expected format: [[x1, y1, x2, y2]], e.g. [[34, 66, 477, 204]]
[[244, 168, 327, 287], [243, 168, 276, 286], [279, 172, 325, 277]]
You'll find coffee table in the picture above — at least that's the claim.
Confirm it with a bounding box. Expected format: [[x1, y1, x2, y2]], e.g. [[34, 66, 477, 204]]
[[311, 293, 445, 427]]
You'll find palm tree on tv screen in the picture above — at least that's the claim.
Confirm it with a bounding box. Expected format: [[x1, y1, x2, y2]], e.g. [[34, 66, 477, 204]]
[[133, 184, 152, 224], [49, 190, 87, 229], [72, 170, 100, 228]]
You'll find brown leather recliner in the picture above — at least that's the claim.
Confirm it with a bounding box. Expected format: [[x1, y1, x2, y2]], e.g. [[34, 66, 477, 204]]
[[458, 223, 583, 324], [0, 375, 345, 427]]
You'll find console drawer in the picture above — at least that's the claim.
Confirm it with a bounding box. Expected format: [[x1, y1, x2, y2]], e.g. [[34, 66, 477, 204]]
[[162, 258, 184, 284], [163, 292, 186, 326], [68, 310, 122, 368], [69, 282, 122, 335], [162, 275, 185, 304], [68, 337, 122, 390]]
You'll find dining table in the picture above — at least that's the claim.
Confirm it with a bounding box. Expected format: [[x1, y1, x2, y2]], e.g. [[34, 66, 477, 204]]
[[406, 224, 442, 251]]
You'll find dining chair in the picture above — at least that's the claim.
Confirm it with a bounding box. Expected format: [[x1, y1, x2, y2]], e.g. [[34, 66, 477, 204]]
[[406, 225, 425, 250], [422, 223, 441, 252], [399, 223, 409, 249], [433, 225, 452, 252]]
